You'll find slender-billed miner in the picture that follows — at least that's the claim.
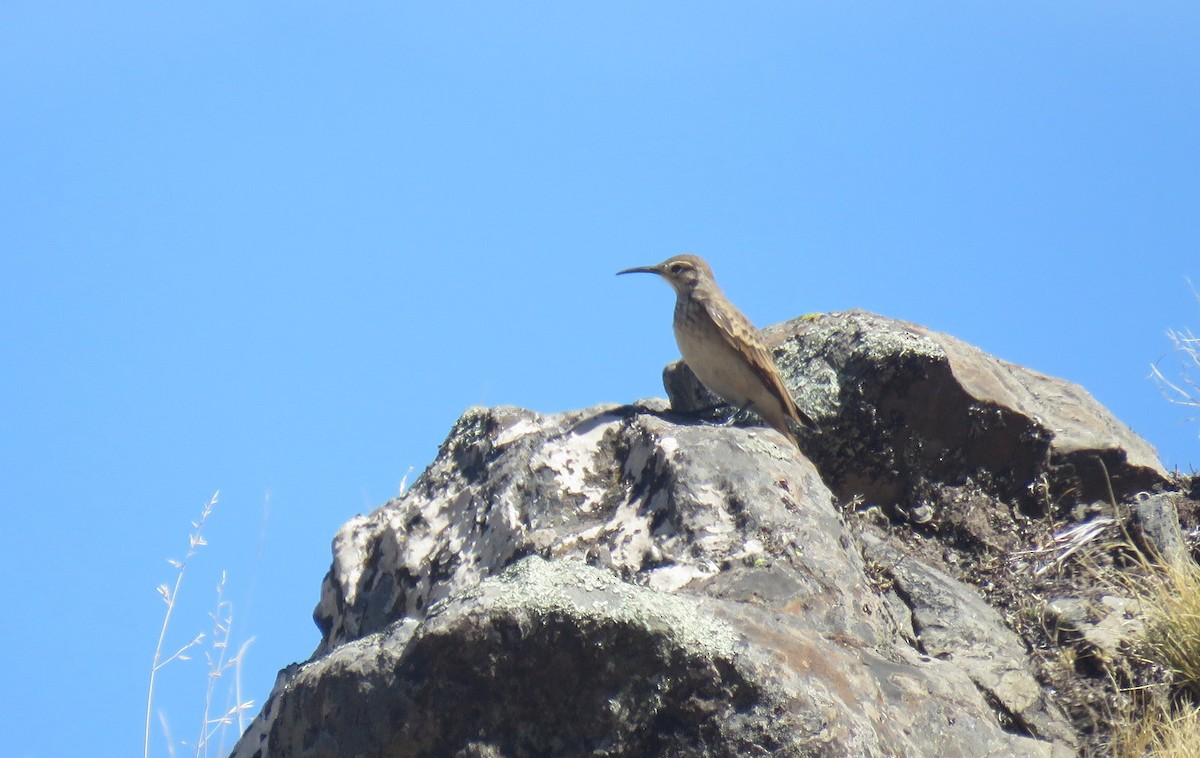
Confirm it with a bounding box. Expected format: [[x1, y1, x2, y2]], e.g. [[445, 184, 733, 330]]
[[617, 254, 816, 447]]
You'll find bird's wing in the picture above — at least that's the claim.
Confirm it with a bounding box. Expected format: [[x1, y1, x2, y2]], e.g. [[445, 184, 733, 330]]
[[707, 297, 818, 431]]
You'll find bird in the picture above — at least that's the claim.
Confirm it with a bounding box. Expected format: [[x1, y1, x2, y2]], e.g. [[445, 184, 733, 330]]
[[617, 254, 816, 448]]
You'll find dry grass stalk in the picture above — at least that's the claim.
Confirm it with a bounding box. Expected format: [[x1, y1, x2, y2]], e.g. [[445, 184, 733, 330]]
[[145, 492, 219, 758], [1111, 699, 1200, 757], [144, 492, 256, 758], [193, 572, 255, 757], [1150, 280, 1200, 416], [1141, 557, 1200, 699], [1105, 548, 1200, 755]]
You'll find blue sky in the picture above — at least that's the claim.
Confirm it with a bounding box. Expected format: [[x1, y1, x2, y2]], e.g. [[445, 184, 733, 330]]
[[2, 3, 1198, 756]]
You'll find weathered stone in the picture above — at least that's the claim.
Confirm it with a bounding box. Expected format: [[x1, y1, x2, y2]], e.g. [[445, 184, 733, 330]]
[[666, 310, 1169, 508], [1046, 595, 1145, 664], [863, 535, 1076, 747], [1132, 492, 1189, 565], [309, 403, 860, 656], [239, 556, 1060, 758], [233, 313, 1190, 758], [234, 402, 1074, 757]]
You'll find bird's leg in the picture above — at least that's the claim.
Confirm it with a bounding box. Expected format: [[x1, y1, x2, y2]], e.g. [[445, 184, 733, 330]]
[[720, 400, 754, 426], [676, 401, 729, 419], [673, 401, 745, 424]]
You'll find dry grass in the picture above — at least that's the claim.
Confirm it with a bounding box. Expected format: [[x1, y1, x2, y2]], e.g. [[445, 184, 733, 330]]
[[194, 571, 256, 757], [145, 492, 255, 758], [1107, 552, 1200, 756], [1112, 700, 1200, 757], [1111, 286, 1200, 754], [1150, 280, 1200, 416], [1141, 557, 1200, 697], [146, 492, 218, 758]]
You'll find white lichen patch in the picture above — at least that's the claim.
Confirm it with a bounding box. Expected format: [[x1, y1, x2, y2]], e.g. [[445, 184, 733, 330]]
[[475, 556, 740, 659], [493, 415, 543, 447], [601, 495, 656, 573], [730, 537, 766, 564], [687, 483, 737, 553], [386, 497, 452, 576], [646, 563, 714, 592], [329, 514, 373, 606], [528, 415, 616, 510], [621, 429, 663, 480]]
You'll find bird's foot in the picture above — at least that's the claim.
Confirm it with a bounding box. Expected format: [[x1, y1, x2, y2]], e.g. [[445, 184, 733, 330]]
[[720, 400, 755, 427]]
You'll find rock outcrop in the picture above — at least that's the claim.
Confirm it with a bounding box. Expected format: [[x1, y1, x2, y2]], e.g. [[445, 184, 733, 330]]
[[233, 311, 1189, 758], [667, 310, 1168, 508]]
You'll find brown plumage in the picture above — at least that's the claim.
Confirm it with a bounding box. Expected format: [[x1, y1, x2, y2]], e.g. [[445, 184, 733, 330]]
[[617, 254, 815, 447]]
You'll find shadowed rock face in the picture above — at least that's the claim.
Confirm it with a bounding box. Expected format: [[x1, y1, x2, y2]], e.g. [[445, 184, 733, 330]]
[[668, 310, 1169, 509], [232, 312, 1181, 758]]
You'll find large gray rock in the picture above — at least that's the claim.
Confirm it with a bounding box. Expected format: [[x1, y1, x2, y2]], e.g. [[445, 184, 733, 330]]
[[861, 535, 1075, 746], [233, 402, 1075, 757], [308, 401, 861, 656], [241, 556, 1064, 757], [1131, 491, 1190, 565], [666, 310, 1169, 509]]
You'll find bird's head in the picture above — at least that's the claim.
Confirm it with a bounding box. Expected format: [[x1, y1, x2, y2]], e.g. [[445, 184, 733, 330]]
[[617, 254, 714, 296]]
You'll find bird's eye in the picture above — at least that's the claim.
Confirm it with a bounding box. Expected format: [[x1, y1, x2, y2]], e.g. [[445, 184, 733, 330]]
[[669, 263, 685, 274]]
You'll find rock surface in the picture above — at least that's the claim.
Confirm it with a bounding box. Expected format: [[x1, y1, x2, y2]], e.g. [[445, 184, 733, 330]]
[[1131, 491, 1190, 565], [861, 535, 1074, 745], [667, 310, 1169, 508], [232, 311, 1188, 758], [246, 555, 1056, 757]]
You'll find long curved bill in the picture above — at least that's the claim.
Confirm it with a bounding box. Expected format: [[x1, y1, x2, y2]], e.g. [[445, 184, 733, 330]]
[[616, 265, 661, 276]]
